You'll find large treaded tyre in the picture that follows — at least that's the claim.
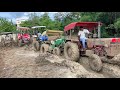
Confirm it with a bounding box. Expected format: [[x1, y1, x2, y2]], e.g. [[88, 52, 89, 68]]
[[1, 37, 5, 47], [13, 35, 18, 46], [64, 42, 79, 61], [40, 44, 49, 53], [18, 39, 23, 47], [53, 47, 61, 56], [30, 37, 33, 44], [34, 41, 40, 51], [89, 54, 103, 72]]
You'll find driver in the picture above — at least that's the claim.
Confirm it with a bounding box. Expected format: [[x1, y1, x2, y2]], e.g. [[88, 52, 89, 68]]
[[78, 26, 90, 51]]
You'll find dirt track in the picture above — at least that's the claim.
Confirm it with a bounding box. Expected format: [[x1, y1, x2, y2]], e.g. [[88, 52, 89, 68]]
[[0, 46, 120, 78]]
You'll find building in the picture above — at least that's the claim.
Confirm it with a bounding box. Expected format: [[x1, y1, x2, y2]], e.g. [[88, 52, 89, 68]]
[[16, 18, 27, 30]]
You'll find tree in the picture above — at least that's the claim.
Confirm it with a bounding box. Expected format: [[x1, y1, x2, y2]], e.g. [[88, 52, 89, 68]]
[[114, 18, 120, 37], [20, 12, 120, 37], [80, 12, 98, 22], [114, 18, 120, 29], [20, 12, 58, 30], [0, 18, 16, 33], [54, 12, 71, 30], [40, 12, 55, 29]]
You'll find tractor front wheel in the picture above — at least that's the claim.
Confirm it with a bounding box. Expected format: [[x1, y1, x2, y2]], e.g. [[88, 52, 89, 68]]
[[30, 37, 33, 44], [1, 37, 5, 47], [18, 39, 23, 47], [40, 44, 49, 53], [64, 42, 79, 61], [89, 54, 103, 72], [53, 47, 61, 56], [34, 41, 40, 51]]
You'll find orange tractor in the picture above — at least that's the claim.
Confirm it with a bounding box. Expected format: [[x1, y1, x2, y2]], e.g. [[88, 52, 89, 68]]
[[63, 22, 120, 72]]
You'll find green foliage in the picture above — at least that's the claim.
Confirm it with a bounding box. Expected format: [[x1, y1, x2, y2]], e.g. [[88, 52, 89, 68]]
[[19, 12, 120, 37], [20, 12, 61, 30], [101, 25, 109, 38], [114, 18, 120, 29], [20, 20, 33, 27], [80, 15, 93, 22], [0, 18, 16, 33], [80, 12, 97, 22]]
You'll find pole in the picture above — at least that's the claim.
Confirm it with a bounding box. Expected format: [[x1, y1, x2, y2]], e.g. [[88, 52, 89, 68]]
[[70, 29, 71, 39], [98, 22, 101, 38]]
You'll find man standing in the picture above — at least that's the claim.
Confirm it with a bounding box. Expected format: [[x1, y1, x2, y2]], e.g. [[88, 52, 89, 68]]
[[78, 26, 90, 51]]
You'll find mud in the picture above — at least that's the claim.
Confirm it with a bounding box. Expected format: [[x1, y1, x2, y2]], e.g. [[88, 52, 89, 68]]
[[0, 46, 120, 78]]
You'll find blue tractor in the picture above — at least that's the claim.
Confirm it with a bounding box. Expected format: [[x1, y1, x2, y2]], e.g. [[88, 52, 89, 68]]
[[38, 35, 48, 41], [32, 26, 49, 51]]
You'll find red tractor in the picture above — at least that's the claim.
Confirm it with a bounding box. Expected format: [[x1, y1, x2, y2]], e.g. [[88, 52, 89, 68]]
[[17, 27, 32, 47], [63, 22, 120, 72]]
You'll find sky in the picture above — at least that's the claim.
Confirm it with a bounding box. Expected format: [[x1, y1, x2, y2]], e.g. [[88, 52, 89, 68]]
[[0, 12, 57, 24]]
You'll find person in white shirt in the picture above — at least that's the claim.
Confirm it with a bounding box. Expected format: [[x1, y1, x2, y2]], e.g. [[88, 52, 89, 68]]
[[37, 32, 42, 37], [78, 26, 90, 50]]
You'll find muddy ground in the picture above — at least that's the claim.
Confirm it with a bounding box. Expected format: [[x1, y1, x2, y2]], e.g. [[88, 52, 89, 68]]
[[0, 46, 120, 78]]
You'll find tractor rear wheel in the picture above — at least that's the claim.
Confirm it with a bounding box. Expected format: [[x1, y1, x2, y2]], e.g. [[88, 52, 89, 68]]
[[64, 42, 79, 61], [89, 54, 103, 72], [40, 44, 49, 53], [53, 47, 61, 56], [14, 35, 18, 46], [30, 37, 33, 44], [34, 41, 40, 51], [1, 37, 5, 47], [18, 39, 23, 47]]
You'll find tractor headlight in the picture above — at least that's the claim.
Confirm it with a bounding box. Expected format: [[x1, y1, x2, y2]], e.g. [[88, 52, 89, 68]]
[[51, 41, 55, 44]]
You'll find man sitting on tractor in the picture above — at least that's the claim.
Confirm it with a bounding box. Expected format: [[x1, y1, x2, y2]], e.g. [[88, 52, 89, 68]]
[[78, 26, 90, 51]]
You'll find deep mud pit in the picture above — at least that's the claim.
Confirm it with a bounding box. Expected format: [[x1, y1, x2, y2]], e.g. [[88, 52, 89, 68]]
[[0, 46, 120, 78]]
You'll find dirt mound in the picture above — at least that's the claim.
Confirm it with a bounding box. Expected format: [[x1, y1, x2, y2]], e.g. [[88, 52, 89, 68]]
[[1, 46, 120, 78], [102, 63, 120, 78], [35, 53, 105, 78], [35, 53, 52, 66], [24, 44, 34, 51], [79, 56, 120, 78]]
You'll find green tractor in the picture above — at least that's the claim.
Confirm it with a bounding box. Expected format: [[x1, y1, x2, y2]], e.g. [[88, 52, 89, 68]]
[[49, 36, 66, 55], [40, 36, 66, 55]]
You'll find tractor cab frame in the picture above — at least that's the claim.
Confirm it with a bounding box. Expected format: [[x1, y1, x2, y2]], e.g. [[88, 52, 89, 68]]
[[64, 22, 102, 53]]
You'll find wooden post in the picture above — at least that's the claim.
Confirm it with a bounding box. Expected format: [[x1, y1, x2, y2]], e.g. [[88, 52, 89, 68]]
[[98, 22, 101, 38]]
